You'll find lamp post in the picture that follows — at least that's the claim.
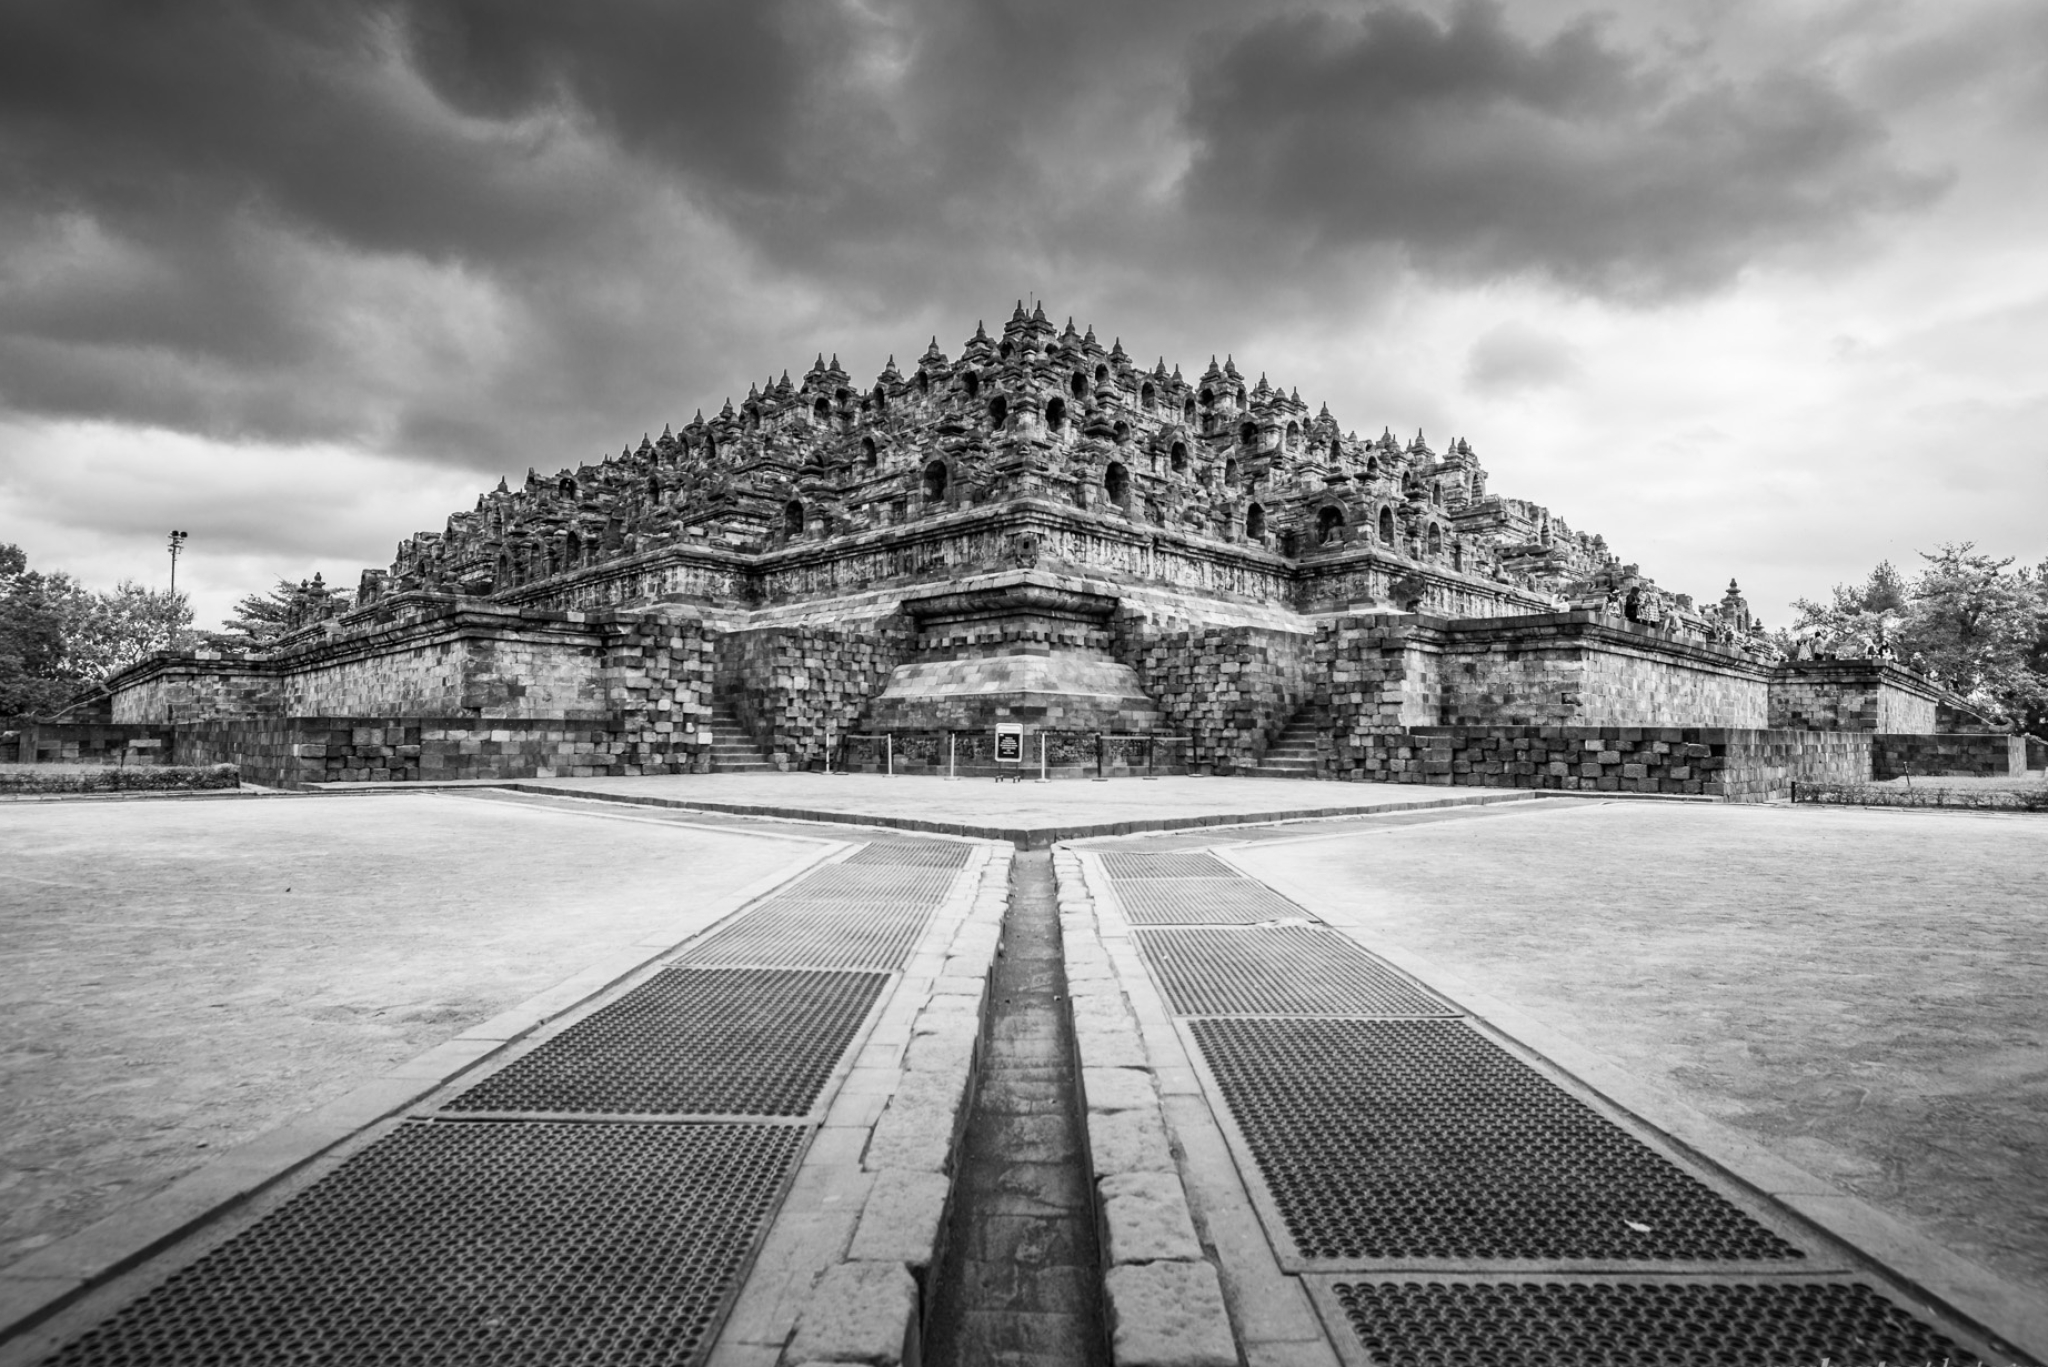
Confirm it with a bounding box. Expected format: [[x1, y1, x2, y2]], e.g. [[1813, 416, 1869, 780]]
[[167, 529, 189, 597]]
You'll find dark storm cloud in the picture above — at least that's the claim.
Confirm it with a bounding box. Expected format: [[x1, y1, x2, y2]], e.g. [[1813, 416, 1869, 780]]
[[0, 0, 1961, 473], [1180, 1, 1947, 298]]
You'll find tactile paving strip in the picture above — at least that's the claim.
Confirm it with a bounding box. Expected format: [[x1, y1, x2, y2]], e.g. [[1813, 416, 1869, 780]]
[[779, 864, 959, 901], [676, 901, 935, 970], [1135, 927, 1455, 1017], [445, 967, 885, 1116], [1101, 851, 1237, 879], [1113, 877, 1311, 925], [1190, 1018, 1802, 1264], [41, 1120, 803, 1367], [1323, 1277, 1977, 1367], [845, 839, 975, 868]]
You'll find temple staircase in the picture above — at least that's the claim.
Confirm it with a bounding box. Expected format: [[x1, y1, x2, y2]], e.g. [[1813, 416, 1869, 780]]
[[703, 698, 776, 773], [1255, 705, 1324, 778]]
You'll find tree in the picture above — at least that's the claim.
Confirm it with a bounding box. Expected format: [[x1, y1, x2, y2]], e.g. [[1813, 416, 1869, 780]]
[[212, 578, 301, 648], [0, 544, 192, 719], [1893, 543, 2044, 722], [209, 574, 353, 649], [1790, 544, 2048, 729], [71, 581, 193, 677], [1789, 560, 1910, 658]]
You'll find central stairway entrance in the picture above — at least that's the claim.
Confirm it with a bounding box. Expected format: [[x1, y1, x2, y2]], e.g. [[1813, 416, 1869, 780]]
[[1254, 704, 1322, 777], [703, 697, 775, 772]]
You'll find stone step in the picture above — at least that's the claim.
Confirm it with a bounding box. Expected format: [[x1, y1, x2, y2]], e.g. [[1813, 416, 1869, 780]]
[[699, 700, 775, 771]]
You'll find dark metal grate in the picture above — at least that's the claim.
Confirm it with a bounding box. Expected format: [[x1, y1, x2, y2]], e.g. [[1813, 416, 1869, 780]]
[[676, 901, 935, 971], [1191, 1019, 1802, 1263], [1328, 1278, 1977, 1367], [1113, 877, 1311, 925], [42, 1120, 803, 1367], [845, 840, 975, 868], [445, 967, 885, 1116], [1102, 851, 1237, 879], [1134, 927, 1454, 1017], [780, 864, 959, 901]]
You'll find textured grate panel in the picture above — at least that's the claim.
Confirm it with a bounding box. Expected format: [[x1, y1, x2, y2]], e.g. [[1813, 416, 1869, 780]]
[[44, 1121, 803, 1367], [677, 901, 934, 970], [1102, 851, 1236, 879], [1192, 1019, 1801, 1263], [1135, 927, 1454, 1017], [445, 968, 884, 1116], [1328, 1279, 1976, 1367], [781, 865, 958, 901], [845, 839, 975, 868], [1114, 877, 1311, 925]]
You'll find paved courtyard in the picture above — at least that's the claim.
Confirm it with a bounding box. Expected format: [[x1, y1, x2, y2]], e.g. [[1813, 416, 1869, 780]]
[[1230, 800, 2048, 1293], [2, 780, 2042, 1365], [0, 793, 827, 1272]]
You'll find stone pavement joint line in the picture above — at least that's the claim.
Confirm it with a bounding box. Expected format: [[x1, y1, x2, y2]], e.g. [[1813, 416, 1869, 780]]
[[1053, 836, 2029, 1367], [8, 829, 1014, 1367], [923, 849, 1110, 1367]]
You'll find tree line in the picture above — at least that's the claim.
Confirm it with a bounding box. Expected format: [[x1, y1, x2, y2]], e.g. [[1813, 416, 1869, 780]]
[[1, 545, 352, 720], [1787, 543, 2047, 735]]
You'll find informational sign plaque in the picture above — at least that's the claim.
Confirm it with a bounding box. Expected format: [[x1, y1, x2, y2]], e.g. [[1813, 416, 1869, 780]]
[[994, 723, 1023, 764]]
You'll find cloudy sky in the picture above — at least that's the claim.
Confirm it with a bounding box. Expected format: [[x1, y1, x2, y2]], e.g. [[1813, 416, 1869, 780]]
[[3, 0, 2043, 629]]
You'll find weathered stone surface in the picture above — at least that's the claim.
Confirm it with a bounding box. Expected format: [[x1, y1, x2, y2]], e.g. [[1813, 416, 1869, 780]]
[[783, 1261, 919, 1366], [1073, 1018, 1150, 1069], [1088, 1105, 1176, 1176], [1084, 1066, 1158, 1113], [863, 1090, 961, 1173], [1101, 1171, 1204, 1264], [848, 1169, 952, 1269], [1104, 1260, 1238, 1367]]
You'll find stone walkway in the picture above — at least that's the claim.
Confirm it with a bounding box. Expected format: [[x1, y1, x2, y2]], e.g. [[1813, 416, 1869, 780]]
[[925, 852, 1106, 1367]]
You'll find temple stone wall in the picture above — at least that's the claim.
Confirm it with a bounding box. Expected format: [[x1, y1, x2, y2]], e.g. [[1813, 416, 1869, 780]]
[[1566, 648, 1768, 729], [1872, 732, 2026, 779], [1324, 725, 1871, 801], [172, 718, 644, 786], [1428, 615, 1768, 728], [1116, 620, 1315, 773], [1768, 661, 1942, 732], [109, 660, 285, 724], [716, 620, 911, 771], [279, 632, 607, 719], [1311, 612, 1768, 737], [2, 723, 174, 766], [1312, 616, 1442, 736], [604, 614, 719, 775]]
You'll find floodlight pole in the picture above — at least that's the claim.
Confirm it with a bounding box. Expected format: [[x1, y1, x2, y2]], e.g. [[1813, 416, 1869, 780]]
[[167, 530, 189, 598]]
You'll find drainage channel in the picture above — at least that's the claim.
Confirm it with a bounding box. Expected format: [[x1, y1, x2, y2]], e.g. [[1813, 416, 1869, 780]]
[[1095, 848, 2021, 1367], [17, 837, 969, 1367], [924, 849, 1109, 1367]]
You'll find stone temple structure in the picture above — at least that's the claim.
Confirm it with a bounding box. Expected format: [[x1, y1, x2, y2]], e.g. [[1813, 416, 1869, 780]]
[[94, 304, 2016, 791]]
